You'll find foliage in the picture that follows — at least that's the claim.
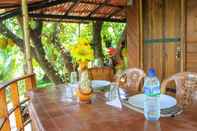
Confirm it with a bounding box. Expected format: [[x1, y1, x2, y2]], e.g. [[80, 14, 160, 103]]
[[69, 38, 94, 63], [0, 46, 24, 82], [102, 22, 126, 48], [3, 17, 23, 39], [0, 18, 126, 86]]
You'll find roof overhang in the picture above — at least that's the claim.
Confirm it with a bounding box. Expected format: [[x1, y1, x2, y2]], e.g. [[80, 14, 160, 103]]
[[0, 0, 127, 23]]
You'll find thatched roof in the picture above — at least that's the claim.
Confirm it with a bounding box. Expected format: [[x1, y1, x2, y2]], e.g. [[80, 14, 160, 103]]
[[0, 0, 127, 23]]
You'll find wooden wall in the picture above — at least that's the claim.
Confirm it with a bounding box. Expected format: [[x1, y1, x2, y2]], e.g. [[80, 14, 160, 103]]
[[143, 0, 181, 79], [186, 0, 197, 72], [127, 0, 197, 78], [127, 0, 142, 68]]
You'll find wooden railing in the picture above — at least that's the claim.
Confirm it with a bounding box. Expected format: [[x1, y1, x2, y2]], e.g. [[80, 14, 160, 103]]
[[0, 73, 36, 131]]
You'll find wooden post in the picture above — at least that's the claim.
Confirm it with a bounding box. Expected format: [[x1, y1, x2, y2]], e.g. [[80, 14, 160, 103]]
[[10, 82, 24, 130], [0, 89, 11, 131], [25, 74, 36, 91], [127, 0, 142, 68], [139, 0, 144, 69], [180, 0, 186, 72], [22, 0, 33, 73]]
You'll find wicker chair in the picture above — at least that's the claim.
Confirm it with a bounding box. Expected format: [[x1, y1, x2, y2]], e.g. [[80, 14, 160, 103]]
[[88, 67, 114, 82], [116, 68, 146, 94], [161, 72, 197, 107]]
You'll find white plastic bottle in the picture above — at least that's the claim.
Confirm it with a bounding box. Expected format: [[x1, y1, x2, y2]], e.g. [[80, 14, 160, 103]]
[[144, 68, 160, 121]]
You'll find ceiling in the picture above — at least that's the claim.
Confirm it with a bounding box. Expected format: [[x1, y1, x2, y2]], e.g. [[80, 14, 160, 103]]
[[0, 0, 127, 23]]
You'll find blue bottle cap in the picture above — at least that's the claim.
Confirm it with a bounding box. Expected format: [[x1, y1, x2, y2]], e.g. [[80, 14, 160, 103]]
[[148, 68, 156, 77]]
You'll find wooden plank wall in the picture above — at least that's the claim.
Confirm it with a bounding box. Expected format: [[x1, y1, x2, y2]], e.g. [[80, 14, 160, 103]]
[[186, 0, 197, 72], [143, 0, 164, 79], [143, 0, 181, 79], [127, 0, 141, 68], [164, 0, 181, 77]]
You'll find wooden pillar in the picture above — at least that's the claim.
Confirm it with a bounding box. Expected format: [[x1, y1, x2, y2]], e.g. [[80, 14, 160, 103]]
[[139, 0, 144, 69], [22, 0, 33, 73], [180, 0, 186, 72], [0, 89, 11, 130], [127, 0, 143, 68]]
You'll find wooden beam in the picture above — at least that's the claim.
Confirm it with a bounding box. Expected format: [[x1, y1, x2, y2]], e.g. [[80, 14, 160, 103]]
[[22, 0, 33, 73], [65, 0, 79, 16], [0, 9, 19, 21], [28, 0, 70, 11], [107, 7, 124, 19], [0, 0, 126, 21], [0, 4, 19, 9], [30, 13, 126, 23], [180, 0, 186, 72], [88, 5, 102, 17], [32, 18, 89, 23], [28, 0, 125, 10], [88, 0, 109, 17], [81, 1, 125, 8], [0, 9, 17, 17], [0, 0, 70, 20]]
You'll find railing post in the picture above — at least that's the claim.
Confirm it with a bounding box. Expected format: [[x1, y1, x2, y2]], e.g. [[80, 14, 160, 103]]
[[25, 74, 36, 91], [0, 89, 11, 131], [10, 82, 24, 130]]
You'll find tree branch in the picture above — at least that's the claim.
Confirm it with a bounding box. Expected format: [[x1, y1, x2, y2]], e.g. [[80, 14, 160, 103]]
[[0, 19, 64, 85], [52, 23, 74, 73], [29, 20, 64, 84], [0, 22, 24, 51]]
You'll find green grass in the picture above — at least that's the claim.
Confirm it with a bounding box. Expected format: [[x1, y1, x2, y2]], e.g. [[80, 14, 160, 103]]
[[36, 80, 53, 89]]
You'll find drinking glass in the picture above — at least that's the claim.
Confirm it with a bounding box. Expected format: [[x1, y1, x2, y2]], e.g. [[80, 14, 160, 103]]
[[65, 86, 75, 101], [107, 83, 121, 101], [70, 71, 78, 84], [64, 71, 78, 101]]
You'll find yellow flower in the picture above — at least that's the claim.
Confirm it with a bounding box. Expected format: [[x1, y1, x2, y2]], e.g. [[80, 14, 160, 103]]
[[70, 38, 94, 63]]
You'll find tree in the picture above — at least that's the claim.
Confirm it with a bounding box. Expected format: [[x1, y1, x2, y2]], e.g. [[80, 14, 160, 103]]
[[51, 23, 74, 74], [0, 18, 64, 84], [0, 18, 126, 85], [93, 21, 104, 64]]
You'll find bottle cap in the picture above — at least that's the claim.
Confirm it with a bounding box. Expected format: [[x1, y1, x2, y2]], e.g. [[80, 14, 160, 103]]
[[148, 68, 156, 77]]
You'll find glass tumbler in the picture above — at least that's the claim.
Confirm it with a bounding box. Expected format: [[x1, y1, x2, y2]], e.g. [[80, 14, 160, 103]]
[[70, 71, 78, 84]]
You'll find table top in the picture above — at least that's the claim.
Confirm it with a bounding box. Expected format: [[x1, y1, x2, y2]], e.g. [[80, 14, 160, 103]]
[[28, 85, 197, 131]]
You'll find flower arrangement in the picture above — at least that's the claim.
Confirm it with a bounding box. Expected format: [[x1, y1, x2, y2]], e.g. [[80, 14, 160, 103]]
[[69, 38, 94, 63], [69, 38, 94, 103]]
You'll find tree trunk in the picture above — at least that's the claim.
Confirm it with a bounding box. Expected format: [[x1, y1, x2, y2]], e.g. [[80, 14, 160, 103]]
[[116, 27, 127, 61], [52, 23, 73, 74], [0, 21, 64, 85], [93, 21, 104, 65]]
